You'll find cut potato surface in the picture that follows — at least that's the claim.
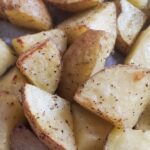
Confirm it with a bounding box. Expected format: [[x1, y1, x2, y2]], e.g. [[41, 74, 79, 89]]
[[17, 39, 61, 94], [116, 0, 147, 55], [0, 91, 25, 150], [72, 104, 113, 150], [11, 125, 49, 150], [22, 84, 77, 150], [0, 39, 16, 76], [74, 65, 150, 128], [58, 2, 117, 44], [12, 29, 67, 55], [105, 128, 150, 150], [47, 0, 102, 12], [58, 30, 115, 101], [136, 103, 150, 130], [0, 67, 28, 102], [128, 0, 148, 10], [1, 0, 52, 30], [125, 25, 150, 68]]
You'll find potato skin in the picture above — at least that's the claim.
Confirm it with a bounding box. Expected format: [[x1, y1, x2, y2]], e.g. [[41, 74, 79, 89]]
[[58, 29, 114, 101], [47, 0, 102, 12]]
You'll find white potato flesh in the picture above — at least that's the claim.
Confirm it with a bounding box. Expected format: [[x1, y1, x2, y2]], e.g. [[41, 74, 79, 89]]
[[136, 103, 150, 130], [0, 67, 27, 102], [125, 25, 150, 68], [117, 0, 147, 54], [75, 65, 150, 128], [17, 39, 61, 94], [128, 0, 148, 9], [23, 84, 77, 150], [12, 29, 67, 55], [2, 0, 52, 30], [0, 39, 16, 76], [72, 104, 113, 150], [0, 91, 25, 150], [105, 128, 150, 150]]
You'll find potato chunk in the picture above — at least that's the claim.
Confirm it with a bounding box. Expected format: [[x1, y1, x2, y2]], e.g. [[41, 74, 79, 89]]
[[0, 67, 27, 102], [22, 84, 77, 150], [125, 25, 150, 68], [72, 104, 113, 150], [74, 65, 150, 128], [0, 91, 25, 150], [58, 2, 117, 44], [12, 29, 67, 55], [11, 125, 49, 150], [136, 103, 150, 130], [17, 39, 61, 94], [58, 30, 115, 101], [105, 128, 150, 150], [47, 0, 103, 12], [0, 39, 16, 76], [116, 0, 147, 55], [128, 0, 148, 10], [1, 0, 52, 30]]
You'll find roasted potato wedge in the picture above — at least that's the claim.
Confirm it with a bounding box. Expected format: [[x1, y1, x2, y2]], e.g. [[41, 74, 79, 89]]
[[125, 25, 150, 68], [105, 128, 150, 150], [0, 39, 16, 76], [58, 30, 115, 101], [17, 39, 61, 94], [58, 2, 117, 44], [0, 91, 25, 150], [12, 29, 67, 55], [128, 0, 148, 10], [72, 104, 113, 150], [47, 0, 103, 12], [136, 103, 150, 130], [74, 65, 150, 128], [116, 0, 147, 55], [11, 125, 49, 150], [0, 67, 28, 102], [0, 0, 52, 30], [22, 84, 77, 150]]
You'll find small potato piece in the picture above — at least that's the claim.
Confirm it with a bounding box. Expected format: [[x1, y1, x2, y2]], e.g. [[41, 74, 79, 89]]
[[0, 39, 16, 76], [125, 26, 150, 68], [11, 125, 49, 150], [22, 84, 77, 150], [72, 104, 113, 150], [12, 29, 67, 55], [116, 0, 147, 55], [1, 0, 52, 30], [58, 2, 117, 44], [58, 30, 115, 101], [128, 0, 148, 10], [136, 103, 150, 130], [0, 91, 25, 150], [0, 67, 28, 102], [105, 128, 150, 150], [74, 65, 150, 128], [17, 39, 61, 94], [47, 0, 103, 12]]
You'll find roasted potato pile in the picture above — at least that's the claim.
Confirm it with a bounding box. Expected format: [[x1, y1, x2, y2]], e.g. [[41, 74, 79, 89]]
[[0, 0, 150, 150]]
